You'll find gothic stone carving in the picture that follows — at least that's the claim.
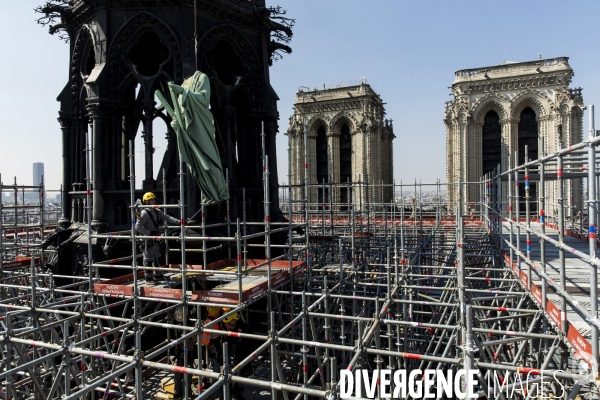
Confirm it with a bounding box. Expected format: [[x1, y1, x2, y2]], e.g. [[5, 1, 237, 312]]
[[44, 0, 290, 230], [286, 83, 395, 209], [445, 57, 585, 218]]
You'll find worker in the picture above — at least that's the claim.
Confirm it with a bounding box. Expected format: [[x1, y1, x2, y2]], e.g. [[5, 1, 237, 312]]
[[172, 333, 196, 400], [202, 307, 223, 397], [135, 192, 181, 281], [221, 308, 255, 400]]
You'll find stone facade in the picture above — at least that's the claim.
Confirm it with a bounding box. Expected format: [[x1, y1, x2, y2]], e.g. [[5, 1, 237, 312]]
[[445, 57, 585, 218], [44, 0, 290, 229], [286, 83, 394, 209]]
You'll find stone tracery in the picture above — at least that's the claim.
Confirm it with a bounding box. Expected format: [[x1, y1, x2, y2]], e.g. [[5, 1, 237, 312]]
[[446, 57, 585, 219], [45, 0, 290, 230], [287, 83, 394, 209]]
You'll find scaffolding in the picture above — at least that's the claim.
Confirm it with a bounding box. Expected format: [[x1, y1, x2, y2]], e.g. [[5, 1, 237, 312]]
[[2, 114, 600, 399], [0, 175, 61, 265]]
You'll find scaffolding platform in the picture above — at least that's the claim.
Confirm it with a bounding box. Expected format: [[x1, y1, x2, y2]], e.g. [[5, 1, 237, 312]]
[[8, 130, 600, 400], [204, 258, 307, 275], [94, 259, 306, 304], [503, 220, 599, 364], [2, 256, 40, 270]]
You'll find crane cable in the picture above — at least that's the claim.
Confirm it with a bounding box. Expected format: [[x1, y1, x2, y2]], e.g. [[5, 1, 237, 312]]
[[194, 0, 198, 70]]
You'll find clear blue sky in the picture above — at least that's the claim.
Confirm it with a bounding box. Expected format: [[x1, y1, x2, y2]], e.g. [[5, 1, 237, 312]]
[[2, 1, 600, 190]]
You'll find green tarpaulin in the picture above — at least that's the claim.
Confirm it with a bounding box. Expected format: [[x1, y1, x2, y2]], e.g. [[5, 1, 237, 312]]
[[156, 71, 229, 205]]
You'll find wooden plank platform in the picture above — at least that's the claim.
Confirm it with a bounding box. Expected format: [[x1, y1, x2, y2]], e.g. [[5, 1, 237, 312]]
[[94, 259, 306, 305]]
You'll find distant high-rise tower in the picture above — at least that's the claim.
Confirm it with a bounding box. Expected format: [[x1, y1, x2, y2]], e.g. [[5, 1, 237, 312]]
[[286, 82, 395, 209], [33, 163, 44, 187]]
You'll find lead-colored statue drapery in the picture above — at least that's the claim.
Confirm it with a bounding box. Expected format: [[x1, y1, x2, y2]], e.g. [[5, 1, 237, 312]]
[[156, 71, 229, 205]]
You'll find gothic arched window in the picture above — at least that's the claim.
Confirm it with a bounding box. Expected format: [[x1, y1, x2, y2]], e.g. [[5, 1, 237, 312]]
[[482, 110, 501, 177], [518, 107, 538, 212], [518, 107, 538, 164]]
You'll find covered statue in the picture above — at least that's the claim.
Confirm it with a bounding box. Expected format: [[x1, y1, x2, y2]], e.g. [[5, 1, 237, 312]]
[[156, 71, 229, 205]]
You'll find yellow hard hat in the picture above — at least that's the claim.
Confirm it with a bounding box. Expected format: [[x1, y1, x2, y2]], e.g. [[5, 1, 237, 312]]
[[223, 312, 239, 323], [221, 308, 239, 323], [143, 192, 156, 202], [206, 306, 220, 317]]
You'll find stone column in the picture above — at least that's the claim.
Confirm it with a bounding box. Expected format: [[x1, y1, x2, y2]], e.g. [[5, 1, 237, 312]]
[[538, 115, 548, 219], [510, 119, 519, 163], [445, 121, 452, 185], [445, 120, 455, 207], [327, 130, 340, 205], [288, 132, 295, 185], [373, 126, 381, 205], [380, 133, 389, 203], [388, 130, 395, 202], [449, 121, 458, 209], [465, 121, 474, 207], [107, 105, 121, 190], [500, 118, 516, 217], [542, 116, 556, 217], [287, 131, 294, 207], [265, 115, 281, 217], [291, 130, 302, 211], [364, 126, 372, 206], [561, 111, 572, 217], [571, 110, 584, 213], [121, 117, 130, 183], [563, 111, 571, 147], [350, 129, 361, 208], [366, 126, 375, 205], [291, 130, 301, 211], [551, 116, 561, 219], [472, 122, 484, 212], [120, 99, 137, 185], [374, 126, 381, 204], [458, 118, 467, 213], [538, 115, 548, 156], [58, 112, 75, 228], [142, 100, 156, 191], [308, 131, 317, 203], [87, 102, 107, 230]]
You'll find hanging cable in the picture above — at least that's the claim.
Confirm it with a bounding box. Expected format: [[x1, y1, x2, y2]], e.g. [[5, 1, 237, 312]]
[[194, 0, 198, 70]]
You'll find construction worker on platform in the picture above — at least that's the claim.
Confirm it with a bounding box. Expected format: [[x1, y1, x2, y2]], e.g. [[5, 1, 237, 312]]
[[202, 306, 223, 397], [135, 192, 180, 281], [221, 308, 254, 400]]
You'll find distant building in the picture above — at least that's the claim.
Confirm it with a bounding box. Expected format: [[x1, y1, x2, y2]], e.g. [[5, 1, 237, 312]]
[[32, 162, 45, 202], [445, 57, 584, 217], [286, 82, 395, 209], [33, 163, 44, 187]]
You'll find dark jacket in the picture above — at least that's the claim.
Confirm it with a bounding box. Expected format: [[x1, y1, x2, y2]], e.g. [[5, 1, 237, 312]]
[[224, 320, 257, 374]]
